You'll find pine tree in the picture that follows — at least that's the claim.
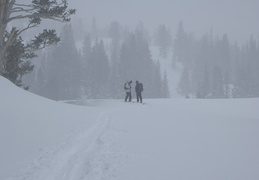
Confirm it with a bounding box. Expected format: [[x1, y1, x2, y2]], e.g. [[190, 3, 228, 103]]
[[107, 35, 121, 98], [173, 22, 187, 63], [81, 34, 92, 97], [87, 39, 110, 99], [211, 66, 224, 98], [0, 0, 75, 76], [197, 64, 210, 98], [162, 71, 170, 98], [118, 30, 164, 98], [109, 21, 121, 45], [154, 24, 171, 58], [149, 61, 162, 98], [91, 17, 98, 39], [44, 24, 81, 100], [3, 36, 35, 87], [178, 66, 191, 97]]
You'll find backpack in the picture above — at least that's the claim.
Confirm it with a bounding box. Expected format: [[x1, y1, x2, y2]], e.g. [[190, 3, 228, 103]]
[[139, 83, 143, 92], [124, 82, 127, 90]]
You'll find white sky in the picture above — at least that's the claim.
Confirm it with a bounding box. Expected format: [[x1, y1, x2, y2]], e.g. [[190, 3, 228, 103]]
[[69, 0, 259, 43]]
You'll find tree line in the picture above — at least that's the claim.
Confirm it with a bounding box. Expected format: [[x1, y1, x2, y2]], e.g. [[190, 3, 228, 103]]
[[175, 22, 259, 98], [1, 1, 258, 100], [24, 23, 169, 100]]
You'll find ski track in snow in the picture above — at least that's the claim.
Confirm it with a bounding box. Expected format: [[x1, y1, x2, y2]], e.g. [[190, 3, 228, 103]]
[[7, 111, 129, 180]]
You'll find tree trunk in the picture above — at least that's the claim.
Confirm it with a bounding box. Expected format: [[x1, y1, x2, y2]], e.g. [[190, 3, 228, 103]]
[[0, 50, 4, 76], [0, 0, 14, 75], [0, 0, 7, 75]]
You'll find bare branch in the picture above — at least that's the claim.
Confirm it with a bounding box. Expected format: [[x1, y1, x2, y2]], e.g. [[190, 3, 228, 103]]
[[13, 3, 35, 8], [17, 24, 38, 37], [25, 45, 50, 53], [11, 7, 37, 14]]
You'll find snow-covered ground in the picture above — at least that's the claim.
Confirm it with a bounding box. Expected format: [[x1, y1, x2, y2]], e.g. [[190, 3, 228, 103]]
[[1, 76, 259, 180]]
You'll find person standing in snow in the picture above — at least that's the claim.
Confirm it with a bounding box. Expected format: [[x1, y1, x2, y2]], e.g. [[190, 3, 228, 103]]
[[124, 80, 132, 102], [135, 81, 143, 103]]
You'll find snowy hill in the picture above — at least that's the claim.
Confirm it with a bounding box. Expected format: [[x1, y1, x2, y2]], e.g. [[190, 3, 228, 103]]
[[1, 76, 259, 180], [150, 46, 183, 98]]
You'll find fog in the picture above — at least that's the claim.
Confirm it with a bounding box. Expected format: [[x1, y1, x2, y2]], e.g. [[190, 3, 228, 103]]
[[69, 0, 259, 43], [19, 0, 259, 100]]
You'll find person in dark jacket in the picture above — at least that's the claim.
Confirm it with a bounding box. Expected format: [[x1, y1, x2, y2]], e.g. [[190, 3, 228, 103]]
[[135, 81, 143, 103], [124, 80, 132, 102]]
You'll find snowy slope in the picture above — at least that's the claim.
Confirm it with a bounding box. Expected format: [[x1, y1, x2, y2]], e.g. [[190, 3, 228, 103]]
[[150, 46, 183, 98], [1, 76, 259, 180], [0, 77, 106, 179]]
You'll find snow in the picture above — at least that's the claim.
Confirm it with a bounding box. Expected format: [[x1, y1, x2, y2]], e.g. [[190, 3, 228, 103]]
[[1, 76, 259, 180], [150, 46, 183, 98]]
